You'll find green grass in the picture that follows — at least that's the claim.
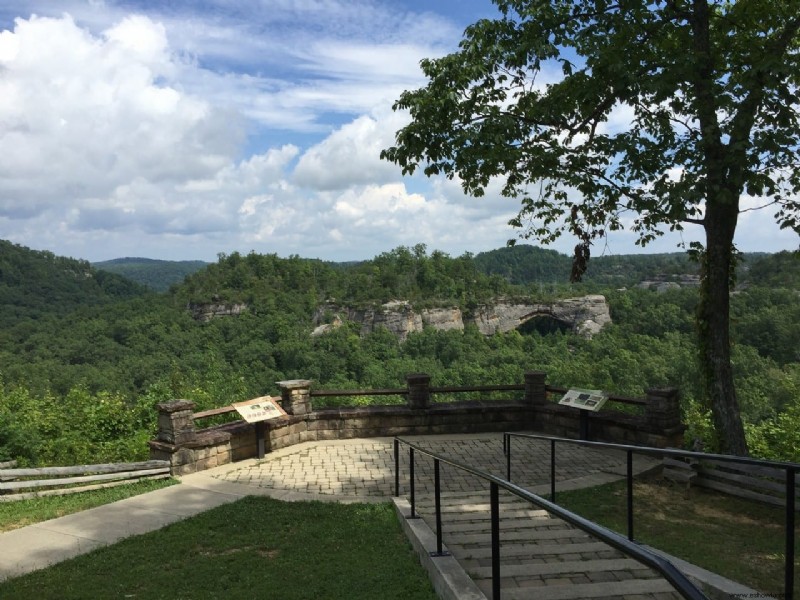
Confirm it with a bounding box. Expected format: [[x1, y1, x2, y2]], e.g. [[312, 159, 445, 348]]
[[0, 478, 179, 532], [0, 496, 437, 600], [555, 475, 798, 595]]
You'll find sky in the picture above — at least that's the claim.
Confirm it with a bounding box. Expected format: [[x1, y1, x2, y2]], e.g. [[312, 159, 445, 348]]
[[0, 1, 797, 263]]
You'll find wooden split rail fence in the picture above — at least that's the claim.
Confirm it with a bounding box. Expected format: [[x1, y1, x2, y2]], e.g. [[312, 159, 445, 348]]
[[0, 460, 171, 502], [664, 456, 800, 509]]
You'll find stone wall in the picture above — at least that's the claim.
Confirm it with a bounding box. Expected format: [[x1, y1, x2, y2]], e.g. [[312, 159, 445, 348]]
[[149, 372, 685, 475]]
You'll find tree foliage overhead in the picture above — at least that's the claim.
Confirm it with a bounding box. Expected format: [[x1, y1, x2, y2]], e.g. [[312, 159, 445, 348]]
[[383, 0, 800, 253], [382, 0, 800, 455]]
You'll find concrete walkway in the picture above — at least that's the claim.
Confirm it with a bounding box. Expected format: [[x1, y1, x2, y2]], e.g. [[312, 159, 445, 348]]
[[0, 433, 748, 598]]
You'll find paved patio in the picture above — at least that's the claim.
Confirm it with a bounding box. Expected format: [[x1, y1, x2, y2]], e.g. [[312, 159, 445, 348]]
[[211, 432, 656, 500]]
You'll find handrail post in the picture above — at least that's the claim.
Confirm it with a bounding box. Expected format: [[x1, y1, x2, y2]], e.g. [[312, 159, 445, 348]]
[[786, 467, 795, 600], [627, 449, 634, 541], [506, 433, 512, 482], [395, 436, 708, 600], [550, 439, 556, 502], [409, 447, 418, 519], [394, 438, 399, 497], [434, 458, 445, 556], [490, 482, 501, 600]]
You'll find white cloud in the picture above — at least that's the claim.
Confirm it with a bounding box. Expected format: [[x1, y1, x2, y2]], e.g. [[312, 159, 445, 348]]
[[0, 2, 795, 263], [293, 112, 407, 190], [0, 14, 239, 211]]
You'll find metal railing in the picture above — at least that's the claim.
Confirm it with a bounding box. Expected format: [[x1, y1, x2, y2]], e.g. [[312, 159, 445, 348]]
[[310, 382, 648, 405], [504, 432, 798, 600], [393, 436, 708, 600], [310, 383, 525, 399]]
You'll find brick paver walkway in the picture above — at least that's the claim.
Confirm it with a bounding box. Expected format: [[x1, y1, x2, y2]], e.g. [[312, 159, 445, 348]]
[[213, 432, 654, 499]]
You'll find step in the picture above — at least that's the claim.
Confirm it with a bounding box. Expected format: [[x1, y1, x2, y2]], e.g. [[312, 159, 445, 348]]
[[449, 541, 616, 560], [477, 577, 680, 600], [416, 508, 553, 521], [432, 518, 575, 535], [448, 527, 593, 545], [468, 557, 644, 579], [416, 505, 552, 520]]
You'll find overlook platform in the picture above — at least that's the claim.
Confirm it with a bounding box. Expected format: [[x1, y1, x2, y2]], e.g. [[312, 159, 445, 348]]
[[2, 432, 758, 599]]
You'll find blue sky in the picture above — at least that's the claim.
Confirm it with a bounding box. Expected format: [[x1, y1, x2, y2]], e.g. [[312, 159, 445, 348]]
[[0, 0, 796, 263]]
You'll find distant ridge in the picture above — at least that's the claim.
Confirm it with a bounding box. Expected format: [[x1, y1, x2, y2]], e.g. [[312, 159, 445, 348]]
[[93, 257, 208, 292], [0, 240, 146, 325]]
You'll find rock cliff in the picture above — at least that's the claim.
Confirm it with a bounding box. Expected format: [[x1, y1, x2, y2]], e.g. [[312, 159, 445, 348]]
[[189, 302, 248, 322], [312, 295, 611, 341]]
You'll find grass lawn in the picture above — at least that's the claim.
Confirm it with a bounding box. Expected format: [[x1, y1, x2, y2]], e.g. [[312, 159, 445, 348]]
[[0, 496, 437, 600], [0, 478, 179, 532], [555, 475, 798, 596]]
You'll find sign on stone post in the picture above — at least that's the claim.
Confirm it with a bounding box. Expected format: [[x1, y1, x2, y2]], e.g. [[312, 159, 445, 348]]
[[233, 396, 287, 423], [558, 389, 608, 411], [559, 389, 608, 440], [233, 396, 287, 459]]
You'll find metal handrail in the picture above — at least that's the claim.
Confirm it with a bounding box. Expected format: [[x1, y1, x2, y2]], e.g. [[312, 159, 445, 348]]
[[393, 436, 708, 600], [504, 432, 798, 600]]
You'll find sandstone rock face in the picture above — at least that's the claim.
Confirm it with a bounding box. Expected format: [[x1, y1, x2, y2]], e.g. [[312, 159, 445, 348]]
[[636, 275, 700, 292], [313, 295, 611, 340], [421, 307, 464, 331], [552, 295, 613, 337], [189, 302, 248, 322]]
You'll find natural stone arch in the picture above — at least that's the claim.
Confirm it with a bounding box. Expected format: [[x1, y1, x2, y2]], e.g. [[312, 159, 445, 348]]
[[312, 295, 611, 341], [516, 311, 573, 336]]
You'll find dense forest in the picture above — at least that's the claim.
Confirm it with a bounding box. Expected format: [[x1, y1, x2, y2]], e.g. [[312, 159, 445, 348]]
[[92, 257, 208, 293], [1, 240, 798, 465]]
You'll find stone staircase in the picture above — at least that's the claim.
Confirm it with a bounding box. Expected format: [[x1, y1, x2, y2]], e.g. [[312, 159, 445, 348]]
[[413, 490, 682, 600]]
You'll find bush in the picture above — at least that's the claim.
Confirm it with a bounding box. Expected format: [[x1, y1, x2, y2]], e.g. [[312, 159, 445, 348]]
[[745, 397, 800, 462]]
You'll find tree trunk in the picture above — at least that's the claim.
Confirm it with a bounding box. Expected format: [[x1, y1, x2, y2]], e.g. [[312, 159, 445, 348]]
[[698, 199, 748, 456]]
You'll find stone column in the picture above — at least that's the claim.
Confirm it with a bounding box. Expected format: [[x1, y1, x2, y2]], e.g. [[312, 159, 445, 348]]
[[645, 388, 682, 429], [156, 400, 197, 445], [406, 373, 431, 409], [277, 379, 313, 415], [523, 371, 547, 405]]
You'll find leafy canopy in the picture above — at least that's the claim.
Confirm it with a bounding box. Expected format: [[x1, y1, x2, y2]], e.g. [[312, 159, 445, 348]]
[[382, 0, 800, 261]]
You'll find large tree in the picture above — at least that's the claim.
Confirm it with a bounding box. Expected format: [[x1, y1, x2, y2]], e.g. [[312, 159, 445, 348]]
[[382, 0, 800, 455]]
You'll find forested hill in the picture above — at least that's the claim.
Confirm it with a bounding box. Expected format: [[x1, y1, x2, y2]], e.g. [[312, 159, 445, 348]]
[[1, 239, 799, 465], [473, 245, 790, 287], [93, 257, 208, 292], [0, 240, 147, 324]]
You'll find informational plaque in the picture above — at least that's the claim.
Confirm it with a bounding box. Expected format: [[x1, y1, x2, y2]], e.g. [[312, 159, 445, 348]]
[[559, 388, 608, 412], [232, 396, 287, 423]]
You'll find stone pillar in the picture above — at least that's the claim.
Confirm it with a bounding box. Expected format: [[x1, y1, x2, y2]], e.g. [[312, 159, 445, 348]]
[[406, 373, 431, 409], [645, 388, 682, 429], [277, 379, 313, 415], [156, 400, 197, 445], [523, 371, 547, 405]]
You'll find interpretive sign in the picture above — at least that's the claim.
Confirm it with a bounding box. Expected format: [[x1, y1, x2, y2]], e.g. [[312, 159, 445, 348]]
[[559, 388, 608, 412], [233, 396, 287, 423]]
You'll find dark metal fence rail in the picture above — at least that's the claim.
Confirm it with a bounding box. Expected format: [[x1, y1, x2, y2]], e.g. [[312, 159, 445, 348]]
[[309, 384, 524, 398], [393, 436, 708, 600], [504, 432, 798, 600], [310, 382, 645, 406]]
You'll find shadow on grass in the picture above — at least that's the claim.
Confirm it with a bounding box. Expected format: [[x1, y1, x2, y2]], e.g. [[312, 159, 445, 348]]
[[0, 497, 438, 600]]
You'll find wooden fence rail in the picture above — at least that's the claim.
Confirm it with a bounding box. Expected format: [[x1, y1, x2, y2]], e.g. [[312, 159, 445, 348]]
[[664, 456, 799, 510], [0, 460, 171, 502]]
